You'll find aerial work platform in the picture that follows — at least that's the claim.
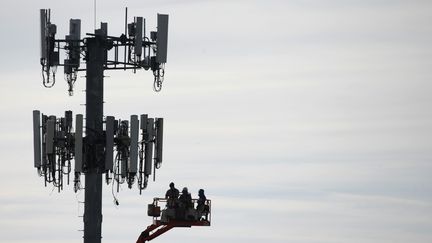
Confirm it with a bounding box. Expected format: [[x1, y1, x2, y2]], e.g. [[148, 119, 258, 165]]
[[136, 198, 211, 243]]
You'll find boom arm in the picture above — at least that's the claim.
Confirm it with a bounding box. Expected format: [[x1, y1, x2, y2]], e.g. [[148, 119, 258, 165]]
[[136, 197, 211, 243]]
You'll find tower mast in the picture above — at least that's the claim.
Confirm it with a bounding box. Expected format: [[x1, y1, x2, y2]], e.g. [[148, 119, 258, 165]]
[[33, 9, 169, 242], [83, 36, 105, 243]]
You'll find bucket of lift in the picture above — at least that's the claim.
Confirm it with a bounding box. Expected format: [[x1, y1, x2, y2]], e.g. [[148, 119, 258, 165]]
[[136, 197, 211, 243], [147, 204, 161, 217]]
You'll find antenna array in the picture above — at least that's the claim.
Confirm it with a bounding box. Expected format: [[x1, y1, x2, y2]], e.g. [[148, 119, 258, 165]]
[[39, 8, 169, 94], [35, 8, 168, 194], [34, 9, 169, 243], [33, 111, 164, 193]]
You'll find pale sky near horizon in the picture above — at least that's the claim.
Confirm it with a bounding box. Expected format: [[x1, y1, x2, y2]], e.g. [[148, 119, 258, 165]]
[[1, 1, 432, 243]]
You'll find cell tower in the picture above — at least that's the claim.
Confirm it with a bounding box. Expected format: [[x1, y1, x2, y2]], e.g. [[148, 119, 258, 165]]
[[33, 8, 168, 243]]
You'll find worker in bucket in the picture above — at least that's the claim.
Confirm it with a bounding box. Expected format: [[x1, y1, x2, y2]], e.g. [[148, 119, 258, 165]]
[[165, 182, 179, 208], [196, 189, 208, 220], [178, 187, 193, 220], [179, 187, 193, 209]]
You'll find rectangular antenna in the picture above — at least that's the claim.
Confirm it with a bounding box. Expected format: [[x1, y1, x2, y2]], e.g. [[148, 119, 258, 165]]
[[64, 59, 72, 74], [120, 120, 129, 178], [46, 117, 56, 155], [156, 14, 169, 63], [33, 110, 41, 168], [95, 22, 108, 36], [65, 110, 73, 130], [140, 114, 148, 130], [75, 114, 83, 172], [121, 158, 127, 178], [155, 118, 163, 164], [134, 17, 143, 57], [124, 7, 128, 70], [129, 115, 139, 173], [101, 22, 108, 35], [69, 19, 81, 39], [69, 19, 81, 67], [143, 18, 146, 45], [40, 9, 48, 59], [105, 116, 114, 172], [144, 118, 154, 175], [41, 115, 48, 166]]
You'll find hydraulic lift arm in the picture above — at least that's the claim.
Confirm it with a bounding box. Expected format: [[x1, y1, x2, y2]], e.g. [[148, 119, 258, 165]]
[[136, 198, 211, 243]]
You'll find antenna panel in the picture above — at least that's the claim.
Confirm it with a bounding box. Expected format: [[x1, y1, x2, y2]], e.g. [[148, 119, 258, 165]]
[[144, 118, 154, 175], [156, 14, 169, 63], [128, 23, 135, 37], [105, 116, 114, 172], [129, 115, 139, 173], [33, 110, 41, 168], [146, 118, 155, 141], [68, 19, 81, 67], [64, 59, 72, 74], [140, 114, 148, 130], [46, 117, 55, 154], [143, 18, 146, 44], [40, 9, 48, 59], [49, 51, 60, 67], [95, 22, 108, 36], [120, 120, 129, 178], [121, 158, 127, 177], [69, 19, 81, 40], [48, 23, 57, 35], [75, 114, 83, 172], [155, 118, 163, 164], [46, 22, 58, 67], [41, 115, 48, 166], [134, 17, 143, 57], [65, 110, 73, 130]]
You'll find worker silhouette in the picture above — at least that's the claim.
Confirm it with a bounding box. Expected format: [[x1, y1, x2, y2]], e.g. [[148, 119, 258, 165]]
[[196, 189, 208, 220], [176, 187, 193, 220], [179, 187, 193, 209], [165, 182, 179, 209]]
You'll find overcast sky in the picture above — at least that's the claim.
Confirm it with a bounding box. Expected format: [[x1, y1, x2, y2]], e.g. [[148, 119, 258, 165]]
[[1, 1, 432, 243]]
